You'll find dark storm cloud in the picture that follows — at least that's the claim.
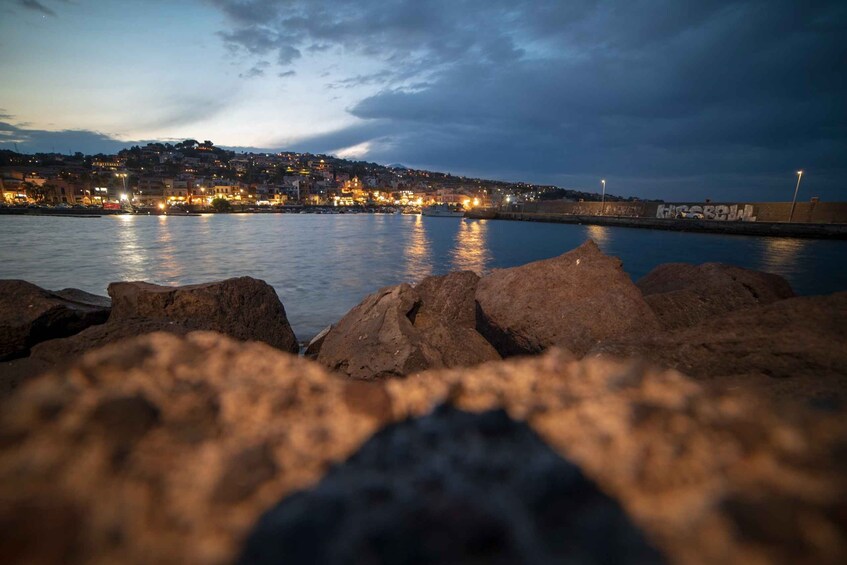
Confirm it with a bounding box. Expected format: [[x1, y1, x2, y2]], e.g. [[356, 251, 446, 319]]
[[0, 121, 139, 154], [17, 0, 56, 17], [207, 0, 526, 71], [326, 70, 395, 90], [218, 26, 302, 65], [239, 60, 270, 79], [0, 119, 281, 156], [209, 0, 846, 200]]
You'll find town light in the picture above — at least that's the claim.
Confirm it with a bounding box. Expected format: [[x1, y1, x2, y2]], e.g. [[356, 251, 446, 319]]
[[158, 203, 165, 210], [120, 193, 127, 201]]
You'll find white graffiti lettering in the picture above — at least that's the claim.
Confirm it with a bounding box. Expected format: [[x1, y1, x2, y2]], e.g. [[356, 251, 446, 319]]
[[656, 204, 757, 222]]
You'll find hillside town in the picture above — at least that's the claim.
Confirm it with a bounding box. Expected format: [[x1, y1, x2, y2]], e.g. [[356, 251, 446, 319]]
[[0, 140, 630, 212]]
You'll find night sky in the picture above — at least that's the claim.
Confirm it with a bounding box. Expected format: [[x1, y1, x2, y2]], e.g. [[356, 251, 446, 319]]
[[1, 0, 844, 201]]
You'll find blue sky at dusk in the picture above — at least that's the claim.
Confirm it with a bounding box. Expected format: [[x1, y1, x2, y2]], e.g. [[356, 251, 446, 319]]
[[1, 0, 844, 201]]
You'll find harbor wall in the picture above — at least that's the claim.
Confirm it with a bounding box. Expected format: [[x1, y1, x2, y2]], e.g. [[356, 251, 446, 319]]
[[512, 201, 847, 224]]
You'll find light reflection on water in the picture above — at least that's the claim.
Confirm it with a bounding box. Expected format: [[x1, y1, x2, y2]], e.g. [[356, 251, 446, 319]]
[[586, 224, 611, 246], [757, 237, 807, 274], [450, 218, 489, 274], [1, 214, 844, 340], [405, 214, 433, 280]]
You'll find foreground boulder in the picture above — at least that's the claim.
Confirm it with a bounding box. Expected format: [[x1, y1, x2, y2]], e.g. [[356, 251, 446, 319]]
[[29, 318, 195, 366], [29, 277, 298, 366], [475, 240, 660, 357], [0, 332, 383, 565], [241, 406, 663, 564], [108, 278, 298, 352], [0, 280, 110, 361], [1, 277, 298, 396], [1, 333, 844, 564], [637, 263, 795, 330], [592, 292, 847, 406], [317, 272, 499, 379], [387, 352, 847, 565]]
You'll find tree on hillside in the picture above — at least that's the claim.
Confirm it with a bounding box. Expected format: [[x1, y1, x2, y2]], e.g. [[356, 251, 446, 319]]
[[211, 198, 232, 212]]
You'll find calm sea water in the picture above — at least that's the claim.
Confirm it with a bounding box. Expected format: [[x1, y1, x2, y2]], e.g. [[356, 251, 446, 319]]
[[1, 214, 845, 340]]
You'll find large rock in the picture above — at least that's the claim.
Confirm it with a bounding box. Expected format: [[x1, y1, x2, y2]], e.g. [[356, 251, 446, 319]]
[[0, 280, 110, 361], [30, 318, 194, 366], [1, 278, 298, 396], [637, 263, 795, 330], [303, 325, 332, 359], [591, 292, 847, 407], [475, 240, 660, 357], [413, 269, 480, 329], [317, 272, 499, 380], [241, 406, 663, 564], [1, 336, 844, 564], [386, 352, 847, 565], [108, 277, 298, 352], [0, 356, 52, 397], [0, 332, 386, 565]]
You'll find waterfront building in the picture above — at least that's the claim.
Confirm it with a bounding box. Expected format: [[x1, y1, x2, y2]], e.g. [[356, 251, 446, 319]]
[[164, 178, 192, 205], [135, 178, 166, 207]]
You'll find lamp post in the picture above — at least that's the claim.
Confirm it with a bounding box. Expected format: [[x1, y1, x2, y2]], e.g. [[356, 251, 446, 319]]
[[116, 172, 128, 208], [600, 179, 606, 215], [788, 170, 803, 223]]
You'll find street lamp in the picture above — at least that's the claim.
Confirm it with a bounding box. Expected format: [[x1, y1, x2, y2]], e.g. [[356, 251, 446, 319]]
[[788, 170, 803, 223], [115, 172, 129, 207], [600, 179, 606, 215]]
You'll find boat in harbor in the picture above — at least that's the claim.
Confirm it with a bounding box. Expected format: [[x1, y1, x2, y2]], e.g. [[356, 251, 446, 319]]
[[421, 204, 466, 217]]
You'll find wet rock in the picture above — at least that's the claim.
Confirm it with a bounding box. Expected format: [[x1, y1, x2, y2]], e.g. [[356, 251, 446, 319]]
[[475, 240, 660, 357], [240, 406, 664, 565], [591, 292, 847, 405], [637, 263, 795, 330], [0, 280, 110, 361], [317, 274, 499, 380], [108, 277, 298, 352]]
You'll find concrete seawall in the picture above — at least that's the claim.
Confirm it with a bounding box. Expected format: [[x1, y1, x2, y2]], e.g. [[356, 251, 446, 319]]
[[466, 210, 847, 239], [510, 200, 847, 224]]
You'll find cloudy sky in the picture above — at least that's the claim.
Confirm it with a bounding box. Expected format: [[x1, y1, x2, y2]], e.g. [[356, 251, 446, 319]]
[[1, 0, 844, 200]]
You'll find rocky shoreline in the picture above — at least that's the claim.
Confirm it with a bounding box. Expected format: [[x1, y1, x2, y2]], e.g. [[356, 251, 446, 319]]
[[1, 239, 845, 564]]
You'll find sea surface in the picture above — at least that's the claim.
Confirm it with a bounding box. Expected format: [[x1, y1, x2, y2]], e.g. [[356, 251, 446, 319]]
[[1, 213, 845, 340]]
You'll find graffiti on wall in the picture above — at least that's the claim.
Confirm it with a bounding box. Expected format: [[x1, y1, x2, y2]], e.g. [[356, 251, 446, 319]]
[[656, 204, 757, 222]]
